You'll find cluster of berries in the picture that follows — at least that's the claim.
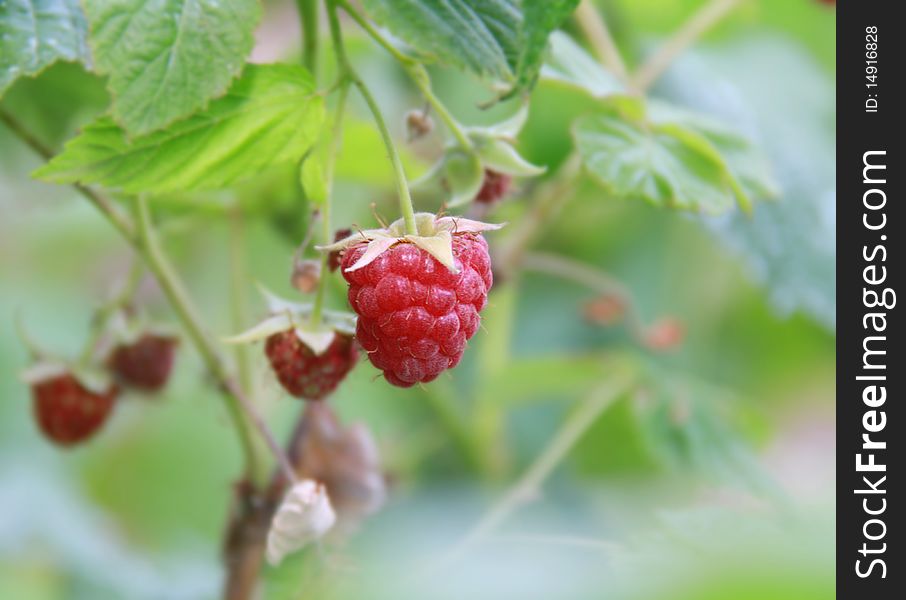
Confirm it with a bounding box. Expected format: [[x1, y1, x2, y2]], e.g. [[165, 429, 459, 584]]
[[28, 331, 178, 446], [256, 213, 499, 399]]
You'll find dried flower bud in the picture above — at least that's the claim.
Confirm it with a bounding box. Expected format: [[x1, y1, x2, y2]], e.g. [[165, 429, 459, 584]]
[[474, 169, 512, 204], [327, 228, 353, 272], [643, 317, 685, 351], [405, 109, 434, 140], [290, 259, 322, 294], [295, 403, 386, 527], [266, 479, 336, 566], [582, 295, 626, 326]]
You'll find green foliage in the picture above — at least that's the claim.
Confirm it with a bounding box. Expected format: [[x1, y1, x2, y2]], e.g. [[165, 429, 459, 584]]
[[574, 97, 748, 214], [83, 0, 260, 135], [361, 0, 577, 98], [0, 0, 91, 97], [34, 64, 325, 195], [541, 31, 623, 98]]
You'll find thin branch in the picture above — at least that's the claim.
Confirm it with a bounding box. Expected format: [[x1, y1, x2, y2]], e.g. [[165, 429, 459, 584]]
[[575, 0, 629, 84], [338, 0, 474, 151], [632, 0, 743, 92], [228, 207, 254, 397], [310, 80, 350, 327], [1, 108, 136, 242], [326, 0, 417, 235], [297, 0, 320, 77], [442, 371, 635, 561], [521, 251, 647, 341], [134, 196, 269, 482]]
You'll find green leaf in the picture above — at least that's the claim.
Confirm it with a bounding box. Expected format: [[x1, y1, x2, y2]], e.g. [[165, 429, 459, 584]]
[[648, 100, 779, 206], [361, 0, 577, 98], [83, 0, 261, 135], [506, 0, 580, 99], [300, 150, 327, 206], [573, 98, 743, 214], [34, 64, 325, 195], [541, 31, 623, 98], [0, 0, 91, 97], [362, 0, 519, 82]]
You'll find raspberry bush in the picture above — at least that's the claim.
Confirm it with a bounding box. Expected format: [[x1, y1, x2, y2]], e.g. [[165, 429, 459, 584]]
[[0, 0, 836, 598]]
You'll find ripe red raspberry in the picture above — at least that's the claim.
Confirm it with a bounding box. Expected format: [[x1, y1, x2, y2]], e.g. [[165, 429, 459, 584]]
[[265, 330, 358, 400], [340, 233, 492, 387], [474, 170, 512, 204], [31, 371, 118, 446], [107, 333, 179, 392]]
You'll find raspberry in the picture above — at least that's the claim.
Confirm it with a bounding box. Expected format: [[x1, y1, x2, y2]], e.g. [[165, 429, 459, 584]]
[[107, 333, 179, 392], [265, 330, 358, 400], [341, 233, 492, 387], [474, 169, 512, 204], [31, 372, 118, 446]]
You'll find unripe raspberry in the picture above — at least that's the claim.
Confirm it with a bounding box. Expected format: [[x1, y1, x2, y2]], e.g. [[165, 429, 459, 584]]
[[107, 333, 179, 392], [31, 370, 118, 446], [340, 233, 492, 387], [265, 330, 358, 400]]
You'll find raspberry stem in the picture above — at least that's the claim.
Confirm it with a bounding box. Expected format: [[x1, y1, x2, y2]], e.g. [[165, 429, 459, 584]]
[[311, 80, 351, 327], [326, 0, 418, 235], [296, 0, 319, 78], [77, 256, 144, 366], [338, 0, 474, 152]]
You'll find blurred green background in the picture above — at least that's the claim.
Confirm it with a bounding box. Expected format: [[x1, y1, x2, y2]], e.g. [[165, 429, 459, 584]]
[[1, 1, 834, 598]]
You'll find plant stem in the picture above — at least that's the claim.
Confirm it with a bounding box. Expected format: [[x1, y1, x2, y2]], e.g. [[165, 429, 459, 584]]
[[228, 207, 253, 396], [338, 0, 473, 151], [2, 108, 277, 486], [310, 80, 351, 327], [297, 0, 320, 77], [133, 196, 267, 481], [78, 257, 145, 365], [631, 0, 743, 92], [575, 0, 630, 84], [521, 251, 647, 342], [449, 370, 635, 556], [495, 152, 581, 277], [1, 108, 136, 243], [326, 0, 417, 235]]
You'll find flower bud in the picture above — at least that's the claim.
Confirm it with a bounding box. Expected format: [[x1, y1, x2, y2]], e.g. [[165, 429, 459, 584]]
[[290, 259, 322, 294], [266, 479, 336, 566]]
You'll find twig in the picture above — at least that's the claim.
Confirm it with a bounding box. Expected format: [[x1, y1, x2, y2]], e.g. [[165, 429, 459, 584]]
[[441, 371, 635, 562], [1, 108, 136, 242], [228, 207, 254, 397], [296, 0, 320, 77], [575, 0, 630, 84], [521, 251, 647, 342], [326, 0, 417, 235], [494, 153, 582, 277], [632, 0, 743, 92], [133, 196, 271, 482], [338, 0, 474, 151]]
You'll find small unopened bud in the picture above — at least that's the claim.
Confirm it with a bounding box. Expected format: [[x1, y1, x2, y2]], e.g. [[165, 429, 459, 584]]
[[474, 169, 512, 204], [582, 295, 626, 326], [405, 109, 434, 140], [266, 479, 336, 566], [642, 317, 684, 351], [327, 228, 352, 272], [291, 259, 322, 294]]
